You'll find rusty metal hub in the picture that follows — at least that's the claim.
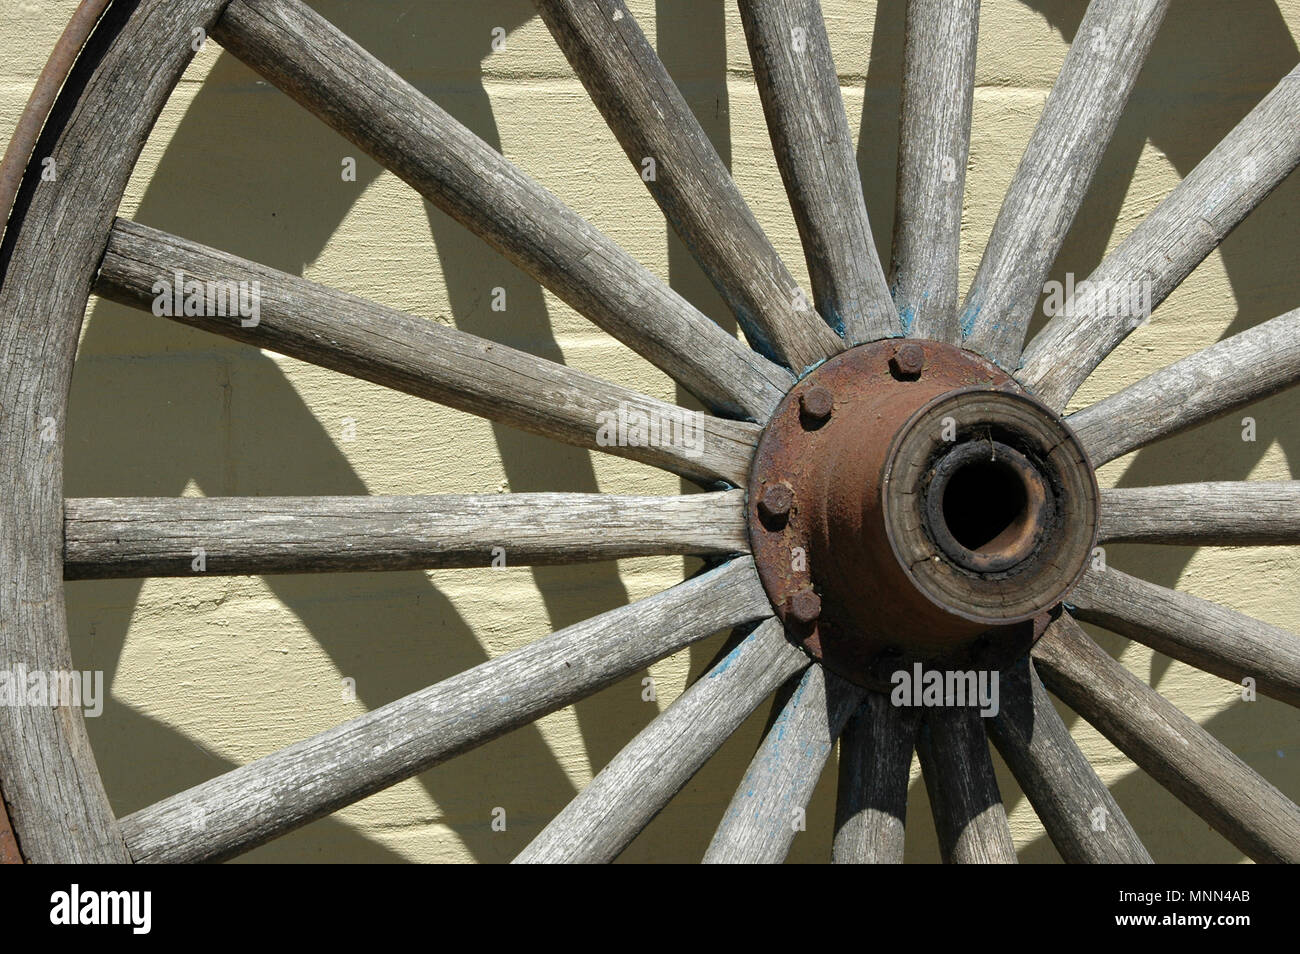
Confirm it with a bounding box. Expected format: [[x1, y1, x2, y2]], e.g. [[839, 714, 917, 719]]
[[747, 339, 1099, 690]]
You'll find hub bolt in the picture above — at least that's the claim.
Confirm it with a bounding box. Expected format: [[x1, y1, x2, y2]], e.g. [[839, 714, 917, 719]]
[[890, 342, 925, 379], [799, 386, 834, 426], [787, 588, 822, 625], [757, 482, 794, 527]]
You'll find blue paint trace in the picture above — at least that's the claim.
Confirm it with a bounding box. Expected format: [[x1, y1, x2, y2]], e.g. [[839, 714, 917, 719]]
[[822, 306, 846, 338], [795, 356, 828, 381], [708, 639, 747, 678], [898, 303, 915, 337], [770, 674, 809, 742]]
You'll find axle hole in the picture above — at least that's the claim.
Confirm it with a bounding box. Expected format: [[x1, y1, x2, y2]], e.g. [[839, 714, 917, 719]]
[[925, 440, 1050, 573], [942, 458, 1028, 552]]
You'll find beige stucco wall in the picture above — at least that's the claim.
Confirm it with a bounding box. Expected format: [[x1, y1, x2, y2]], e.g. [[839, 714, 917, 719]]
[[3, 0, 1298, 862]]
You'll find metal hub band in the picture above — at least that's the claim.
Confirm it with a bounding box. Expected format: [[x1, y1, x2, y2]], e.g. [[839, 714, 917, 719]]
[[747, 339, 1100, 689]]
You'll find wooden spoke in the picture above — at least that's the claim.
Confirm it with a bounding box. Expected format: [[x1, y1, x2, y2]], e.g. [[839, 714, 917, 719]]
[[96, 219, 759, 487], [1099, 482, 1300, 546], [64, 492, 747, 580], [117, 558, 772, 863], [514, 618, 808, 864], [703, 665, 864, 863], [891, 0, 979, 343], [987, 657, 1151, 863], [832, 691, 919, 864], [917, 706, 1018, 863], [1068, 306, 1300, 465], [210, 0, 792, 419], [1069, 566, 1300, 708], [961, 0, 1169, 367], [532, 0, 844, 371], [738, 0, 897, 344], [1020, 65, 1300, 410], [1033, 612, 1300, 863]]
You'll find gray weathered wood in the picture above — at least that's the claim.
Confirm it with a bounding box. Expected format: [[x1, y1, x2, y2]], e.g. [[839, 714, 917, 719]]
[[739, 0, 896, 344], [1032, 612, 1300, 863], [1069, 307, 1300, 465], [64, 492, 748, 579], [987, 656, 1152, 863], [212, 0, 791, 418], [1021, 65, 1300, 409], [832, 691, 918, 864], [1099, 482, 1300, 546], [891, 0, 979, 343], [961, 0, 1168, 368], [703, 664, 864, 863], [119, 557, 772, 863], [97, 219, 759, 487], [1069, 565, 1300, 708], [917, 706, 1018, 863], [536, 0, 845, 371], [514, 618, 807, 864], [0, 0, 233, 864]]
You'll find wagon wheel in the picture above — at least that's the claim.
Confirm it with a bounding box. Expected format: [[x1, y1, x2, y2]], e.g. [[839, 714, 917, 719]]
[[1, 0, 1298, 865]]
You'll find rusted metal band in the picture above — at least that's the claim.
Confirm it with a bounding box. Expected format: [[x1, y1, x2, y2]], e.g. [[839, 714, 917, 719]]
[[0, 0, 114, 244], [0, 778, 23, 864]]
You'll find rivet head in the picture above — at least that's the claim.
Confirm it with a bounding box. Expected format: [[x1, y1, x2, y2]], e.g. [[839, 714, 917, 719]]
[[787, 588, 822, 625], [799, 386, 834, 425], [757, 482, 794, 527], [889, 342, 925, 379]]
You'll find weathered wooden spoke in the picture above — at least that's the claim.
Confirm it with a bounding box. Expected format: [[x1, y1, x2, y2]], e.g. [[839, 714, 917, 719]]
[[1068, 306, 1300, 466], [211, 0, 791, 419], [703, 665, 864, 863], [532, 0, 844, 371], [97, 219, 757, 486], [739, 0, 896, 344], [917, 706, 1018, 863], [961, 0, 1169, 367], [1021, 65, 1300, 409], [1033, 613, 1300, 863], [832, 691, 918, 864], [515, 618, 807, 864], [64, 492, 747, 579], [1069, 566, 1300, 708], [1099, 482, 1300, 546], [987, 656, 1151, 863], [891, 0, 979, 343], [119, 558, 771, 863]]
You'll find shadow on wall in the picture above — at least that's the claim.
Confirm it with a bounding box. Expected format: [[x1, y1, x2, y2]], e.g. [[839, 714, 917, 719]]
[[63, 0, 1299, 863]]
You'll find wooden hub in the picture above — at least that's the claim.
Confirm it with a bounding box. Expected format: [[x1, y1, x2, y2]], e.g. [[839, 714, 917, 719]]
[[747, 340, 1099, 689]]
